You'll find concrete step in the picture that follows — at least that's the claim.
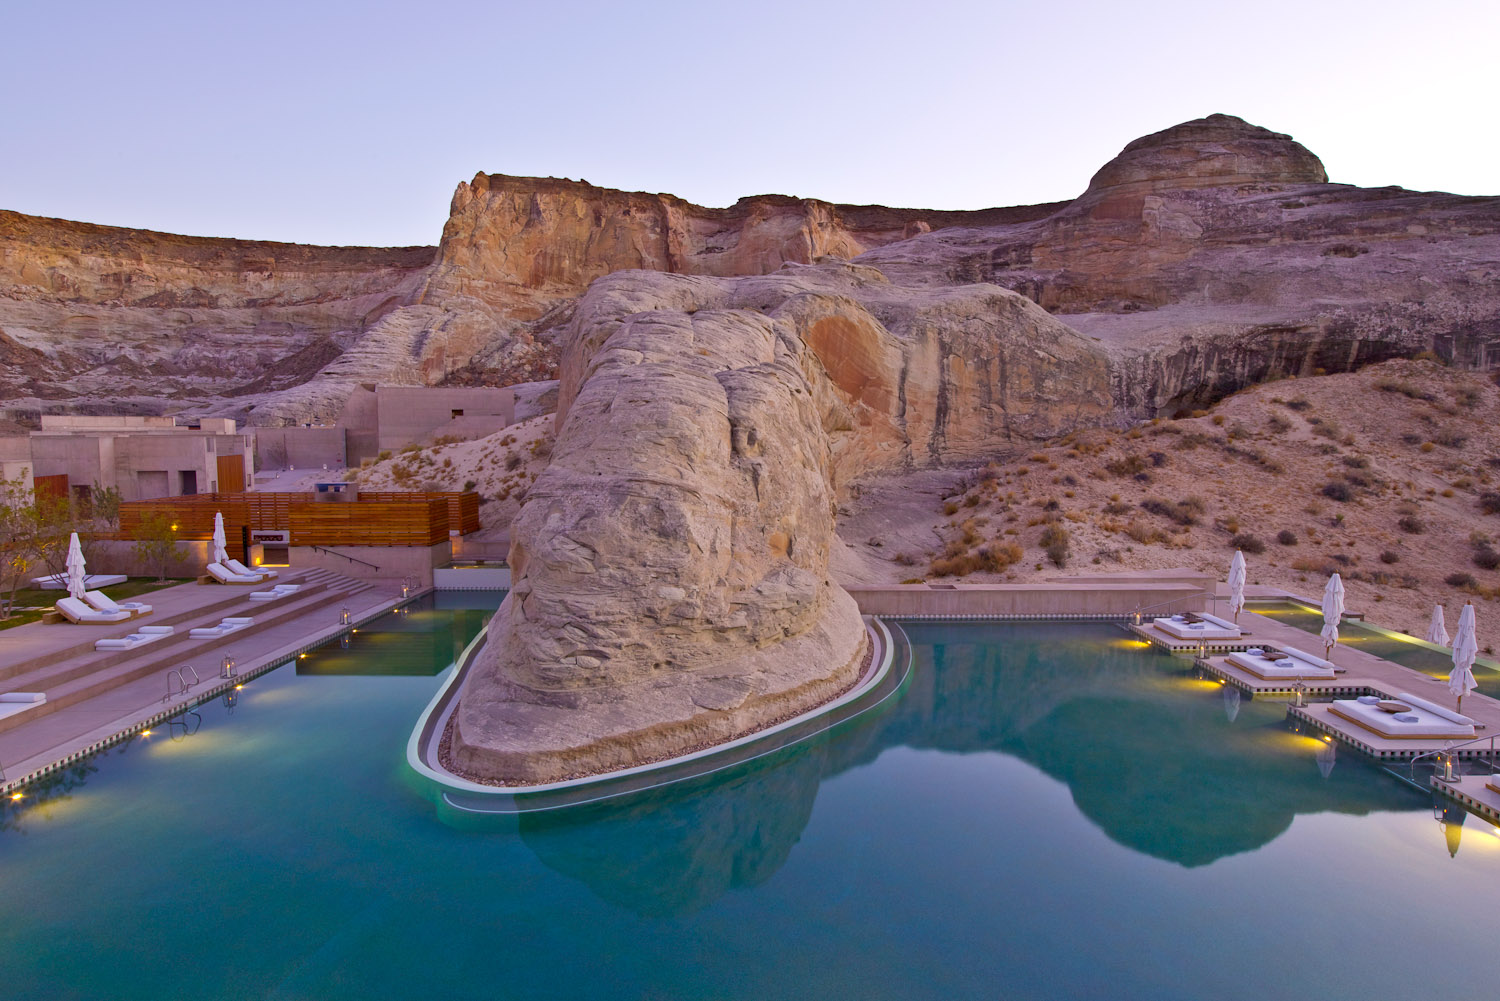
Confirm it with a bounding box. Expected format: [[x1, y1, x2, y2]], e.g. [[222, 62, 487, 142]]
[[0, 587, 357, 734], [0, 573, 325, 685]]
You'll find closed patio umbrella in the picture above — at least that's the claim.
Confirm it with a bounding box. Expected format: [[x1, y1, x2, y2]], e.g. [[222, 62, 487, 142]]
[[211, 511, 229, 567], [1320, 573, 1345, 658], [1426, 605, 1450, 647], [65, 532, 87, 601], [1449, 601, 1478, 714], [1227, 550, 1247, 622]]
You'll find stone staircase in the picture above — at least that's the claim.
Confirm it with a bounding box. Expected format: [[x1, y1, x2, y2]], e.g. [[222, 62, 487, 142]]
[[0, 569, 376, 734]]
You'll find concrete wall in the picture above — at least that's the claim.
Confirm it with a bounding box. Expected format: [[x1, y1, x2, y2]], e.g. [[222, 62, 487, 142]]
[[0, 436, 33, 491], [24, 426, 255, 502], [844, 582, 1216, 617], [434, 565, 511, 589], [289, 540, 450, 586], [254, 426, 347, 470], [88, 538, 212, 578], [372, 386, 516, 455]]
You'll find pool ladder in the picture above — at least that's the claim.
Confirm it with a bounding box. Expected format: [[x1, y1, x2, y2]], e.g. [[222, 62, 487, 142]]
[[1409, 732, 1499, 784], [162, 665, 201, 702]]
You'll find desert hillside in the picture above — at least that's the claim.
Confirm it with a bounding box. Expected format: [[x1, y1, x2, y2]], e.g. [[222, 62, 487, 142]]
[[836, 358, 1500, 641]]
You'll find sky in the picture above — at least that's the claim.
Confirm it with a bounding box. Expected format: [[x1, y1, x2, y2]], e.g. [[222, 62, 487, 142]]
[[2, 0, 1495, 248]]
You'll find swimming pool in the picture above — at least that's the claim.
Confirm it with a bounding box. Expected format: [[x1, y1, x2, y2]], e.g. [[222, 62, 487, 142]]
[[1249, 599, 1500, 698], [0, 616, 1492, 1000]]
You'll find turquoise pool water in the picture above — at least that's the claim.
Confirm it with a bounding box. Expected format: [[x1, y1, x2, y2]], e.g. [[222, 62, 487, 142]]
[[0, 617, 1493, 1000], [1249, 599, 1500, 698]]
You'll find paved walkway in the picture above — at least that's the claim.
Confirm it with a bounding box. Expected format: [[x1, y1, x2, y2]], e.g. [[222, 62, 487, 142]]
[[0, 576, 409, 788]]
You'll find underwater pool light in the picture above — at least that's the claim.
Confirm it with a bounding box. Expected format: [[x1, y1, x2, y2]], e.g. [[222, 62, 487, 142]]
[[9, 792, 22, 801]]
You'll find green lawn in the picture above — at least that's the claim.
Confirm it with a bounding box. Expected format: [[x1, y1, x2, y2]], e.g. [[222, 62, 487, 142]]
[[0, 578, 189, 631]]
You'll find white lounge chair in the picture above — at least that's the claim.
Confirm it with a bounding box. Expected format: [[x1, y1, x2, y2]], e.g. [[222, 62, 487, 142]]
[[55, 596, 131, 624], [207, 562, 260, 585], [188, 616, 254, 639], [94, 625, 175, 651], [1330, 691, 1476, 739], [225, 559, 276, 581], [82, 590, 152, 618], [0, 692, 46, 722], [248, 583, 302, 602], [1152, 612, 1242, 641]]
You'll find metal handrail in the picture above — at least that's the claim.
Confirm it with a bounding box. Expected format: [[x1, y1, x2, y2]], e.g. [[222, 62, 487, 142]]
[[163, 669, 188, 702], [1129, 589, 1224, 621], [309, 545, 380, 571], [181, 665, 200, 688], [1410, 733, 1499, 784]]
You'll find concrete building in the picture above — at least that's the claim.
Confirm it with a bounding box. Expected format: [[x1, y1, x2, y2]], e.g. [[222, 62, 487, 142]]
[[338, 385, 516, 464], [5, 416, 256, 502]]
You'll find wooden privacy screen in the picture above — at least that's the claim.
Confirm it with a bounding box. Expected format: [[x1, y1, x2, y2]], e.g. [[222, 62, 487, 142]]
[[33, 474, 69, 501], [216, 455, 246, 493], [117, 490, 478, 546], [289, 498, 449, 547]]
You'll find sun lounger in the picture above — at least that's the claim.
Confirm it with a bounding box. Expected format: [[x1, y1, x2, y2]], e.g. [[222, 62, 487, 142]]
[[31, 572, 127, 590], [207, 562, 261, 585], [248, 584, 302, 602], [188, 616, 254, 639], [225, 559, 276, 581], [94, 625, 175, 651], [1330, 691, 1476, 739], [82, 590, 152, 618], [1226, 648, 1336, 680], [1152, 612, 1242, 640], [0, 692, 46, 722], [55, 596, 132, 624]]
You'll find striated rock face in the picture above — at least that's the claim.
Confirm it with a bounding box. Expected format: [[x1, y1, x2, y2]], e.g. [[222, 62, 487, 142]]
[[452, 277, 868, 783], [860, 114, 1500, 415]]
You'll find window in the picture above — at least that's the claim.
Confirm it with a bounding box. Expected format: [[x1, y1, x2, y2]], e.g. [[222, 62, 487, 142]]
[[451, 409, 464, 418]]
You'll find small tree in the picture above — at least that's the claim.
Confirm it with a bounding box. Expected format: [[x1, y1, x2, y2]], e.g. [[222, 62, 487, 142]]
[[132, 512, 187, 582], [0, 474, 47, 619]]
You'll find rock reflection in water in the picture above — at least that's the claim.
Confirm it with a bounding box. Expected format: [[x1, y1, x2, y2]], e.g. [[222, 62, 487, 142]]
[[514, 622, 1418, 911], [519, 743, 828, 918]]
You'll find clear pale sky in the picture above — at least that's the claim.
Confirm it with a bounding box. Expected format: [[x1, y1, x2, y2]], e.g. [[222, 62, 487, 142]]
[[3, 0, 1494, 248]]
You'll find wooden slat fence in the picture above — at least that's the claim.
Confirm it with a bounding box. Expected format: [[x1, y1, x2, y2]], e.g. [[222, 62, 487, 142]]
[[116, 490, 477, 546]]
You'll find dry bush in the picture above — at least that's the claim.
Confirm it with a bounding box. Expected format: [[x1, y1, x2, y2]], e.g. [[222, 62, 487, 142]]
[[1140, 496, 1206, 525], [1230, 533, 1266, 554], [1277, 529, 1298, 546]]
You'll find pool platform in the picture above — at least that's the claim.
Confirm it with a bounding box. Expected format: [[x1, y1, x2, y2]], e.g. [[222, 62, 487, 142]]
[[1431, 772, 1500, 825]]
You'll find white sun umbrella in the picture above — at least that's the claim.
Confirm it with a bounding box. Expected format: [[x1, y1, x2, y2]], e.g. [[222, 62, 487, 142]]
[[1449, 601, 1479, 713], [1426, 605, 1450, 647], [1320, 573, 1345, 658], [1227, 549, 1248, 622], [211, 511, 230, 567], [65, 531, 88, 601]]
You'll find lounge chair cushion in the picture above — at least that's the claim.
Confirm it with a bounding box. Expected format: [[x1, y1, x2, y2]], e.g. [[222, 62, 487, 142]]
[[226, 559, 276, 580], [1153, 616, 1241, 641], [0, 692, 45, 703], [55, 596, 131, 623]]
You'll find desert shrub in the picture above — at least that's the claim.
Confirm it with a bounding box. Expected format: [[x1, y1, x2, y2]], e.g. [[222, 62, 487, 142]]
[[1341, 455, 1369, 469], [1140, 496, 1206, 525], [1125, 520, 1164, 544], [1267, 414, 1292, 433], [942, 501, 959, 516], [1039, 524, 1071, 568], [1283, 398, 1312, 412], [1320, 482, 1352, 502], [1230, 533, 1266, 554], [1148, 451, 1168, 467], [1310, 420, 1341, 440], [1277, 529, 1298, 546], [1105, 454, 1148, 477], [1374, 378, 1434, 401], [1101, 500, 1132, 515], [1478, 492, 1500, 515], [1379, 550, 1400, 564], [1397, 515, 1425, 534], [1432, 429, 1469, 448], [376, 450, 392, 461], [463, 480, 478, 492], [1446, 571, 1478, 588], [1474, 546, 1500, 571]]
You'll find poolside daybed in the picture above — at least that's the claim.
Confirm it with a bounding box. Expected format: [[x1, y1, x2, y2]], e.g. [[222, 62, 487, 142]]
[[207, 563, 261, 585], [82, 590, 152, 618], [94, 626, 175, 651], [1226, 646, 1336, 680], [0, 692, 46, 722], [1329, 692, 1476, 740], [55, 596, 131, 624], [1152, 612, 1242, 640]]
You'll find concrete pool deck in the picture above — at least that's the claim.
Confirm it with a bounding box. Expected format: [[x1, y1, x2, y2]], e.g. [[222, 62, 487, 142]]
[[0, 572, 410, 791]]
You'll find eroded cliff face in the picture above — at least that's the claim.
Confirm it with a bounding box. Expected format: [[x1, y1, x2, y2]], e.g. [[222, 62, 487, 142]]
[[860, 114, 1500, 415]]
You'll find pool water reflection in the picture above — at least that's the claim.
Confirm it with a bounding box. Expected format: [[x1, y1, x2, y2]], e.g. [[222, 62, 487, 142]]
[[0, 618, 1492, 1000]]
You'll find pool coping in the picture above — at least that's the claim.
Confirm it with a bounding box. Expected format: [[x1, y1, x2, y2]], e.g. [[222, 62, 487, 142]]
[[404, 615, 898, 803]]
